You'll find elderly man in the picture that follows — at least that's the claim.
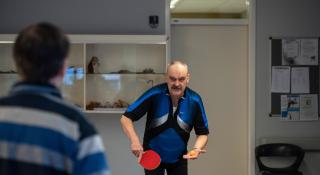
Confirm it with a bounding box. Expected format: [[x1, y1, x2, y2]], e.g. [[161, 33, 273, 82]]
[[120, 60, 209, 175]]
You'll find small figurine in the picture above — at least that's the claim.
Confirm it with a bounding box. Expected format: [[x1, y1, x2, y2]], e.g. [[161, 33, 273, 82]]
[[87, 56, 100, 74], [142, 68, 155, 74]]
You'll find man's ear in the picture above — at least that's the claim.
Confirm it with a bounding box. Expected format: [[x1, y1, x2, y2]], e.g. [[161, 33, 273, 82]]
[[187, 73, 190, 83]]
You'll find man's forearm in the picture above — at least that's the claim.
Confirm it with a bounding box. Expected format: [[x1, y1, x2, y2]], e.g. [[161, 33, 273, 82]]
[[120, 115, 140, 144], [193, 135, 208, 150]]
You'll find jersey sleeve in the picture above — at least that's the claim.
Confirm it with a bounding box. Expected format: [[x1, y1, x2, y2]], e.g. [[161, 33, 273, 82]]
[[123, 89, 155, 121], [193, 96, 210, 135]]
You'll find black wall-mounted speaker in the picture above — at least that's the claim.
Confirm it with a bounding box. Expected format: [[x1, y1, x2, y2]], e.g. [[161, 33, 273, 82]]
[[149, 15, 159, 28]]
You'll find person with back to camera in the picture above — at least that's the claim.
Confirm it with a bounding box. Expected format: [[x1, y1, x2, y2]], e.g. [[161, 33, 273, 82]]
[[0, 22, 110, 175], [120, 60, 209, 175]]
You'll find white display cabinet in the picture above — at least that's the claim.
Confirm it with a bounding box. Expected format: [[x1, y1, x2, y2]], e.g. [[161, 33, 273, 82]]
[[0, 35, 169, 113], [0, 43, 18, 97]]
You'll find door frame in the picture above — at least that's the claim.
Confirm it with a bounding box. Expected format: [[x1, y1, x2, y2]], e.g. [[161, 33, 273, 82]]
[[170, 2, 256, 174]]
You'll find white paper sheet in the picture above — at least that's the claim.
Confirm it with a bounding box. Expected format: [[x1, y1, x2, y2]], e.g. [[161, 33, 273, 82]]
[[300, 39, 318, 65], [291, 67, 309, 93], [300, 94, 318, 121], [282, 39, 318, 65], [282, 39, 299, 65], [271, 66, 290, 93]]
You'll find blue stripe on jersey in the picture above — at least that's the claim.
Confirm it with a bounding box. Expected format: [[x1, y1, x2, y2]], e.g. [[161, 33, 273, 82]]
[[177, 98, 193, 126], [0, 122, 77, 159], [152, 94, 170, 119], [74, 152, 108, 175], [149, 128, 185, 163], [127, 86, 162, 113]]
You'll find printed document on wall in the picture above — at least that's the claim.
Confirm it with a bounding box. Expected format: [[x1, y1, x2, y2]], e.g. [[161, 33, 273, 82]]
[[271, 66, 290, 93], [291, 67, 309, 93], [300, 39, 318, 65], [281, 95, 289, 120], [281, 95, 300, 121], [282, 39, 299, 65], [300, 94, 318, 121], [282, 39, 318, 65]]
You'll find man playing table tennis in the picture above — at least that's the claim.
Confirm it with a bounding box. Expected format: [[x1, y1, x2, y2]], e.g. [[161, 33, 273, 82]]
[[120, 60, 209, 175]]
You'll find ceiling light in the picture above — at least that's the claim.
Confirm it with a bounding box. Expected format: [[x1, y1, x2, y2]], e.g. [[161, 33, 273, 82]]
[[170, 0, 180, 9], [245, 0, 250, 6]]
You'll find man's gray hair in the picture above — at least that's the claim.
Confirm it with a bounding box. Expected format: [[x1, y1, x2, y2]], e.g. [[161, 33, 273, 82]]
[[167, 60, 189, 73]]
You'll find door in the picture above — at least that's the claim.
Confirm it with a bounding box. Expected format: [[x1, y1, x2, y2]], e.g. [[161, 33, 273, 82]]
[[171, 24, 248, 175]]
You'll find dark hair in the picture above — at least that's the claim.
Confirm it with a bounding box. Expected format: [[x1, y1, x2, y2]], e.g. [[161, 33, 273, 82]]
[[13, 22, 70, 83]]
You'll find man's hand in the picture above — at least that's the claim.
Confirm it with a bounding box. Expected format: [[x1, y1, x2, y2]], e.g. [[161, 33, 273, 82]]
[[131, 142, 143, 158], [183, 148, 206, 160]]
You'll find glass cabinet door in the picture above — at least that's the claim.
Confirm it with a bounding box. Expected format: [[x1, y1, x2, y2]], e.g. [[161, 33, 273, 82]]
[[0, 43, 19, 97], [0, 34, 168, 114], [0, 43, 85, 110], [85, 43, 166, 112], [61, 44, 85, 109]]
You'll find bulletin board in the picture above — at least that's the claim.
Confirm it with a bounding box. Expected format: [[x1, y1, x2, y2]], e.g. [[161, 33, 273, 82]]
[[270, 37, 320, 120]]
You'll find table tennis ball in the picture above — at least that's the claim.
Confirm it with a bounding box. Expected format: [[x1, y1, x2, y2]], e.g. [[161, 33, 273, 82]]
[[188, 150, 197, 156]]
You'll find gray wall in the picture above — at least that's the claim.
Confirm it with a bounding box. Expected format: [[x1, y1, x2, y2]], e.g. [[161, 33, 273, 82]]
[[256, 0, 320, 174], [87, 113, 146, 175], [0, 0, 165, 34]]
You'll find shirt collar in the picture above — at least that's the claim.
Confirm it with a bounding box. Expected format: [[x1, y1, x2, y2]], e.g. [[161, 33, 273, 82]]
[[10, 81, 62, 98]]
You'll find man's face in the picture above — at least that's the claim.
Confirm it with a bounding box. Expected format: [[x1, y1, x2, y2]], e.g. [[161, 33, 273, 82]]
[[166, 64, 189, 99]]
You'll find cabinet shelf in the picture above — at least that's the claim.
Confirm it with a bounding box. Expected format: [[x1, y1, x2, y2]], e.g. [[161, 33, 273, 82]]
[[0, 72, 17, 74], [85, 108, 126, 114], [87, 73, 165, 75], [85, 74, 164, 111], [0, 34, 169, 113]]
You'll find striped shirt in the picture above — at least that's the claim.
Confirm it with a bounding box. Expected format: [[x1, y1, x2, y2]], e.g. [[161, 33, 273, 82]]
[[0, 82, 110, 175]]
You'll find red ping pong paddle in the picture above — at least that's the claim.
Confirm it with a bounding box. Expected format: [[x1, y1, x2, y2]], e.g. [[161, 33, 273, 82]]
[[139, 150, 161, 170]]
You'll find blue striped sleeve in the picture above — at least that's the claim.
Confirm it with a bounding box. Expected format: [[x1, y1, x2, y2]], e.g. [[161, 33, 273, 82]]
[[0, 122, 77, 156], [124, 85, 162, 121], [74, 152, 109, 175], [74, 135, 110, 175]]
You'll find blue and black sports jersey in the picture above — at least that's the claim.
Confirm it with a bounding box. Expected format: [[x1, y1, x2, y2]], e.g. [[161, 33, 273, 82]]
[[124, 83, 209, 163], [0, 82, 110, 175]]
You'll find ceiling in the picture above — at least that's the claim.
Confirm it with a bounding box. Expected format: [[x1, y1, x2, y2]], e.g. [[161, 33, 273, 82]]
[[170, 0, 248, 15]]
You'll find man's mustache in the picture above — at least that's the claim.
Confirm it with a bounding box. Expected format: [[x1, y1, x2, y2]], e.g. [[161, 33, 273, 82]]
[[171, 86, 181, 89]]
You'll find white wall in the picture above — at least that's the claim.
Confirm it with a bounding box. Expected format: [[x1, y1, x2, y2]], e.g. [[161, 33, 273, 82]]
[[171, 24, 248, 175], [255, 0, 320, 174]]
